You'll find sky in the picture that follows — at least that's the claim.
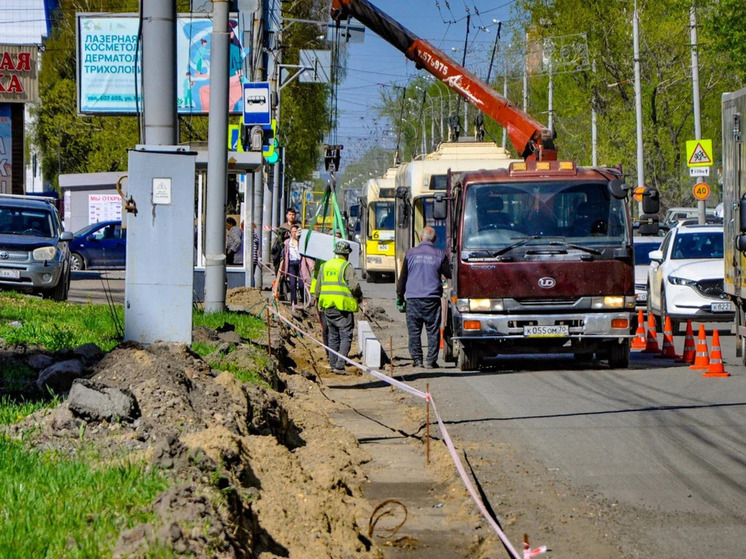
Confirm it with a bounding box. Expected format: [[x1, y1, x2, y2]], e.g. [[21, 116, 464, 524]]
[[330, 0, 520, 172]]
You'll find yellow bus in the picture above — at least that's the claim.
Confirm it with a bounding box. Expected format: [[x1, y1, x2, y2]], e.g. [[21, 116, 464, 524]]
[[361, 167, 397, 282], [394, 141, 518, 278]]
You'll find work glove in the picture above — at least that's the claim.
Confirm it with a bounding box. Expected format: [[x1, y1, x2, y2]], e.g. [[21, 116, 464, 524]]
[[395, 296, 407, 313]]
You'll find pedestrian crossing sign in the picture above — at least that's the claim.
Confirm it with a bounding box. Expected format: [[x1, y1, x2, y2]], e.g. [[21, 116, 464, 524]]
[[686, 139, 713, 167]]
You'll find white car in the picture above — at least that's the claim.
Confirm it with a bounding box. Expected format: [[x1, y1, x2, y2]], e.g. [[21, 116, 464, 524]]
[[633, 236, 663, 308], [647, 224, 733, 332]]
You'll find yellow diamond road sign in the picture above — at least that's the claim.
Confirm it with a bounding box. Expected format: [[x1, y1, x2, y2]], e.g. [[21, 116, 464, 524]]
[[686, 139, 713, 167]]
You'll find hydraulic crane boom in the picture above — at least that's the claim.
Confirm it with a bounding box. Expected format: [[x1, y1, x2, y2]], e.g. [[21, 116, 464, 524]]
[[331, 0, 557, 161]]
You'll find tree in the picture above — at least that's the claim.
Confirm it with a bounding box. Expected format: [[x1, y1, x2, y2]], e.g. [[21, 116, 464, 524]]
[[512, 0, 741, 207], [704, 0, 746, 82]]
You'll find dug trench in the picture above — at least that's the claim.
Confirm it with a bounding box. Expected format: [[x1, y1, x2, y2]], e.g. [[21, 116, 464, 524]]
[[0, 286, 501, 558]]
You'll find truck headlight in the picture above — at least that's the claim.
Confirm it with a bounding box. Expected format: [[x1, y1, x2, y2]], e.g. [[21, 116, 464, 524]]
[[591, 296, 636, 309], [668, 276, 696, 286], [456, 298, 504, 312], [33, 247, 57, 261]]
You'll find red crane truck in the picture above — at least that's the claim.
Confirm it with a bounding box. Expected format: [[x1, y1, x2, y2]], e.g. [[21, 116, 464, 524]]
[[331, 0, 659, 370]]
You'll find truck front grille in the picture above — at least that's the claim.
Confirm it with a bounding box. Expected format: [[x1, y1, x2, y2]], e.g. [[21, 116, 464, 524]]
[[515, 298, 580, 307]]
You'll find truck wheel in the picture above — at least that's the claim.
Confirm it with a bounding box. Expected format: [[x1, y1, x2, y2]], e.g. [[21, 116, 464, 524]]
[[608, 339, 630, 369], [457, 343, 478, 371], [574, 352, 593, 363], [443, 331, 455, 363]]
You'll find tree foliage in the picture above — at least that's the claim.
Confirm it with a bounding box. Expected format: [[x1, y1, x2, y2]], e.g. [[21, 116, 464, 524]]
[[277, 1, 331, 183], [367, 0, 743, 209]]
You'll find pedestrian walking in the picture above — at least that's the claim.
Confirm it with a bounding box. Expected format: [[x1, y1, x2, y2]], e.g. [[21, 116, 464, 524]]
[[396, 226, 451, 368], [315, 241, 363, 373], [225, 217, 242, 265], [283, 225, 314, 310]]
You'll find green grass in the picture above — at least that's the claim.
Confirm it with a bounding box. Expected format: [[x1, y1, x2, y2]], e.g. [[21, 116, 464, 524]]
[[192, 309, 266, 341], [0, 437, 169, 557], [0, 394, 58, 425], [191, 340, 272, 389], [0, 293, 123, 352]]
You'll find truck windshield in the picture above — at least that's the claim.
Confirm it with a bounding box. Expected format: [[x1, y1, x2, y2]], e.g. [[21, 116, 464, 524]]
[[461, 181, 627, 250]]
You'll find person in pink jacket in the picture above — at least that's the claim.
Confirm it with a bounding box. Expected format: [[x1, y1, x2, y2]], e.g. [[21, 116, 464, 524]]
[[283, 225, 315, 309]]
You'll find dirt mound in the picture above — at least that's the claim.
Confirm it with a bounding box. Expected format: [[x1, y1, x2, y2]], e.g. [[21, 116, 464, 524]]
[[4, 333, 381, 558], [226, 287, 268, 311]]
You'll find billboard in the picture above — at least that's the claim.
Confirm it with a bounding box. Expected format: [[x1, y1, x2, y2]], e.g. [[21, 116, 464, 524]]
[[0, 45, 39, 103], [77, 13, 249, 115]]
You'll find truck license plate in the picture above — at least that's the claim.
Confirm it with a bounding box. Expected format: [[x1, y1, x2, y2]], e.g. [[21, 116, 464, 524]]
[[0, 269, 20, 279], [711, 301, 732, 312], [637, 292, 647, 302], [523, 325, 569, 337]]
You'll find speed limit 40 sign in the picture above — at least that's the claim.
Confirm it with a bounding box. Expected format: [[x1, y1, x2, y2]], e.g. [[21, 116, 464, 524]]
[[693, 182, 711, 200]]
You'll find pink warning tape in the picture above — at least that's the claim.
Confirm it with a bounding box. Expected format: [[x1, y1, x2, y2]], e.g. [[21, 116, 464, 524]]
[[272, 309, 545, 558]]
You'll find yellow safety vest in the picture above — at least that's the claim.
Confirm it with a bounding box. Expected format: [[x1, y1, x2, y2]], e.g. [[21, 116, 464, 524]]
[[318, 257, 358, 312]]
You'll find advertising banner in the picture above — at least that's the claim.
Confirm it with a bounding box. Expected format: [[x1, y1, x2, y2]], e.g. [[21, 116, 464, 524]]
[[0, 45, 38, 103], [77, 14, 248, 115], [0, 105, 11, 194], [88, 193, 122, 224]]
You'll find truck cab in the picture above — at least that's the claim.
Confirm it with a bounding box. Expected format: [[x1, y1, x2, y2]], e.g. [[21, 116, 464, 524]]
[[439, 162, 637, 370], [361, 168, 397, 282]]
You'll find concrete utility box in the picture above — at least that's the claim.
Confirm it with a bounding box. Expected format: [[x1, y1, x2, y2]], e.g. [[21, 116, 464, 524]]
[[125, 146, 196, 344]]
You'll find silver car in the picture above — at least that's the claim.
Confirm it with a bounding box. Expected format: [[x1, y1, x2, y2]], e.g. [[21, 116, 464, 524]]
[[0, 195, 73, 301]]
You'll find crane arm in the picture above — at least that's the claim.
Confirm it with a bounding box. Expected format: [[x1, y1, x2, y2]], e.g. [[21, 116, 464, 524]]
[[331, 0, 557, 160]]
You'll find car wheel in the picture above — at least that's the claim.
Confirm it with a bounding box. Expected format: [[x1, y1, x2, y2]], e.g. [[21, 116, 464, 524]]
[[70, 253, 85, 271], [660, 290, 679, 334], [45, 270, 70, 302], [457, 342, 479, 371], [608, 339, 630, 368]]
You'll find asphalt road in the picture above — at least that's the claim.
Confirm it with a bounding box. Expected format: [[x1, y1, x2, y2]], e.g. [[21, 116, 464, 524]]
[[70, 272, 746, 556], [360, 277, 746, 558]]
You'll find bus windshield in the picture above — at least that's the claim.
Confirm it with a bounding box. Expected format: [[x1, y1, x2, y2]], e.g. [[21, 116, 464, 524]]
[[461, 181, 628, 250], [369, 201, 395, 231]]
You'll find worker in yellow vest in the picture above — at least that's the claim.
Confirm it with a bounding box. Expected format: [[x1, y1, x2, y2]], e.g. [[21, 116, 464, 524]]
[[314, 241, 363, 373]]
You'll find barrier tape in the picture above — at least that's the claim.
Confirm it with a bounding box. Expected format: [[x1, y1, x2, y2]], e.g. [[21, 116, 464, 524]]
[[270, 308, 544, 558]]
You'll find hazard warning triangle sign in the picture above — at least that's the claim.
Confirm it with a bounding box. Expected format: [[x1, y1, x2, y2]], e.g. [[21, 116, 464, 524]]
[[686, 139, 713, 167]]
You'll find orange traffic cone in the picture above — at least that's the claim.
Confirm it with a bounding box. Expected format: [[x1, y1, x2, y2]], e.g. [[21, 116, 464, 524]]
[[631, 309, 647, 349], [703, 330, 730, 377], [658, 316, 680, 359], [642, 313, 660, 353], [676, 320, 696, 363], [689, 325, 710, 370]]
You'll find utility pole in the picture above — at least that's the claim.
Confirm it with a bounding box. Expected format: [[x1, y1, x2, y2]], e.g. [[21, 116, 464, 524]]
[[523, 32, 529, 113], [547, 51, 554, 132], [267, 0, 282, 230], [633, 1, 645, 217], [203, 0, 230, 313], [591, 60, 598, 167], [253, 1, 267, 288], [690, 5, 705, 224], [142, 0, 177, 144], [502, 59, 508, 149]]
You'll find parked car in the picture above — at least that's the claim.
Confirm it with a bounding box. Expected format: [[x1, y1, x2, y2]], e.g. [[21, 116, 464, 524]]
[[647, 224, 733, 332], [633, 236, 663, 308], [661, 207, 717, 230], [69, 220, 126, 270], [0, 194, 73, 300]]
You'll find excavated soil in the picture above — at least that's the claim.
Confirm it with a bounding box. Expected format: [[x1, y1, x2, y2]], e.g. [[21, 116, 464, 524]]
[[2, 293, 384, 558]]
